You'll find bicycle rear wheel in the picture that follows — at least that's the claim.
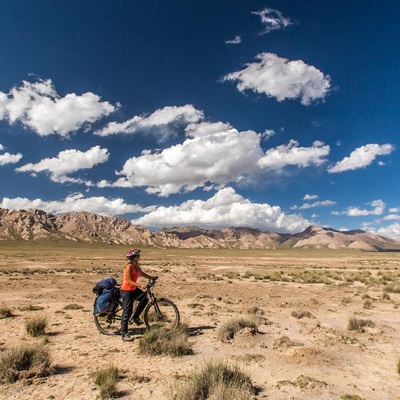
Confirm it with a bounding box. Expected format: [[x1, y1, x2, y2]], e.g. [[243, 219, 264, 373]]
[[94, 300, 123, 335], [143, 298, 180, 330]]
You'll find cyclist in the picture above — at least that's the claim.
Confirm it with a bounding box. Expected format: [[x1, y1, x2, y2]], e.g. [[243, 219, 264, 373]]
[[120, 249, 158, 341]]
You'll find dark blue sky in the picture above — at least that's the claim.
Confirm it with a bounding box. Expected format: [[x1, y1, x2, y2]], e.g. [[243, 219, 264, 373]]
[[0, 1, 399, 240]]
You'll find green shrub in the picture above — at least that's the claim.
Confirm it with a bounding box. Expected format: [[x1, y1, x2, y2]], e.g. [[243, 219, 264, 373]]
[[0, 342, 54, 383], [138, 324, 192, 357], [95, 365, 119, 399], [170, 360, 255, 400], [217, 316, 258, 343], [25, 314, 48, 337]]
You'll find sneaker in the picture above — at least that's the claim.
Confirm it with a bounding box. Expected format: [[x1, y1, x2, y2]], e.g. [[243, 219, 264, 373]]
[[122, 333, 134, 342], [133, 317, 144, 326]]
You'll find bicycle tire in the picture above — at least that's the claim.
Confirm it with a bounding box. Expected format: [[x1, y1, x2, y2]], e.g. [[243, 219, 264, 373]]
[[94, 300, 123, 335], [143, 298, 180, 330]]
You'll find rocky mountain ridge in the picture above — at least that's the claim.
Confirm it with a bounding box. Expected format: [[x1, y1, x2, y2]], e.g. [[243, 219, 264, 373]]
[[0, 207, 399, 251]]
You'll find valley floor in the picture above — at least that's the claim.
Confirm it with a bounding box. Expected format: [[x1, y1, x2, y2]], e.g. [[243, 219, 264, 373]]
[[1, 245, 400, 399]]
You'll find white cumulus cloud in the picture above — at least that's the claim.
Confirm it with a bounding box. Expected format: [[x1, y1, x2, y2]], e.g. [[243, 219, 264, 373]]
[[99, 128, 263, 196], [346, 199, 386, 217], [223, 53, 331, 106], [303, 194, 319, 201], [367, 222, 400, 242], [0, 144, 22, 165], [383, 214, 400, 221], [299, 200, 336, 209], [328, 143, 394, 173], [185, 121, 234, 138], [132, 187, 311, 233], [1, 193, 153, 216], [95, 104, 204, 142], [252, 7, 293, 34], [98, 120, 329, 197], [15, 146, 109, 184], [225, 35, 241, 45], [258, 140, 330, 170], [0, 79, 117, 137]]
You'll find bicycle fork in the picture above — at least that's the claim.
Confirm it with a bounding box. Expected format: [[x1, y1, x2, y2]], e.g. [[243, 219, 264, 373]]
[[147, 291, 165, 319], [152, 300, 163, 318]]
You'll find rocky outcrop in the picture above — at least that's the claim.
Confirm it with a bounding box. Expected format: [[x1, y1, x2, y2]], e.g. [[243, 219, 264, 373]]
[[281, 225, 398, 251], [0, 208, 60, 241], [0, 208, 399, 251]]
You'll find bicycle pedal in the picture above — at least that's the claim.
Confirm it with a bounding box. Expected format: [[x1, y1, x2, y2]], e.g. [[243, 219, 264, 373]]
[[133, 317, 144, 326]]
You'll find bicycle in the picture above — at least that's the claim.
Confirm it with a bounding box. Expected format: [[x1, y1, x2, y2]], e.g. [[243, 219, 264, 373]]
[[93, 278, 180, 335]]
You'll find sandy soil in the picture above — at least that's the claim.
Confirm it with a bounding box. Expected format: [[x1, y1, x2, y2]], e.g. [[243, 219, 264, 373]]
[[1, 245, 400, 400]]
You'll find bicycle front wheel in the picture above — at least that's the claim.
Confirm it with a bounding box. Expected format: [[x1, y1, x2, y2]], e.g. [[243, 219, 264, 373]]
[[94, 300, 123, 335], [144, 298, 180, 330]]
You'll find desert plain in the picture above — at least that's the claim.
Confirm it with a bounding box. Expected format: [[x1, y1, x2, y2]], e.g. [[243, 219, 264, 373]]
[[1, 241, 400, 400]]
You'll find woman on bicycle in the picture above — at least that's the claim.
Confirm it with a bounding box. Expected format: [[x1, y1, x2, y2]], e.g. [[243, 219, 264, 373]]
[[120, 249, 158, 341]]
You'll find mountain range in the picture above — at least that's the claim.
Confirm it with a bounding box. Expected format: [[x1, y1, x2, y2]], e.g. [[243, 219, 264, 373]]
[[1, 207, 399, 251]]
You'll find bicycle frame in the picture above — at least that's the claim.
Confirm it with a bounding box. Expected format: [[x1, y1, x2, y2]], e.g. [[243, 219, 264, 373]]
[[94, 278, 180, 335]]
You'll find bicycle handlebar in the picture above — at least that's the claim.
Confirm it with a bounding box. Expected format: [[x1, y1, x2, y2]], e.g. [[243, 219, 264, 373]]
[[114, 277, 158, 291], [147, 278, 158, 288]]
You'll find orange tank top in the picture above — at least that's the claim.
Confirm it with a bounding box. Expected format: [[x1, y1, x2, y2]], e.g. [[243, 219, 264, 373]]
[[121, 263, 141, 291]]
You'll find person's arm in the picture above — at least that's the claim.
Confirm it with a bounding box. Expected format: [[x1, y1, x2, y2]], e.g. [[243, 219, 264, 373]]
[[138, 266, 158, 281]]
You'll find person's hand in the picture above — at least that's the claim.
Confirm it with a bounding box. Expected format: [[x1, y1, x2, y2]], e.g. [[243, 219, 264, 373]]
[[140, 283, 147, 290]]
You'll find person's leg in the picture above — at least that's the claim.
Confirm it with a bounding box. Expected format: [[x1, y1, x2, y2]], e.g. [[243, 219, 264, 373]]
[[132, 289, 148, 320], [120, 290, 134, 337]]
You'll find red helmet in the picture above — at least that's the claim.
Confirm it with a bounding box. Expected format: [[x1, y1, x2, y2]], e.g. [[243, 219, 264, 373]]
[[126, 249, 141, 259]]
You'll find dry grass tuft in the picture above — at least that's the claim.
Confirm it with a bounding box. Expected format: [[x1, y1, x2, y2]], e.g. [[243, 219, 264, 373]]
[[0, 342, 54, 383], [94, 365, 120, 399], [20, 304, 45, 311], [170, 360, 255, 400], [25, 314, 48, 337], [273, 335, 303, 350], [363, 300, 373, 309], [217, 316, 258, 343], [291, 310, 313, 319], [382, 292, 390, 300], [138, 324, 192, 357], [347, 315, 375, 332], [0, 303, 14, 319], [63, 304, 83, 310], [247, 306, 265, 316]]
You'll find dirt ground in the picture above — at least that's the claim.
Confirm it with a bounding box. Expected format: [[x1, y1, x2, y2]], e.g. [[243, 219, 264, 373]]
[[1, 243, 400, 400]]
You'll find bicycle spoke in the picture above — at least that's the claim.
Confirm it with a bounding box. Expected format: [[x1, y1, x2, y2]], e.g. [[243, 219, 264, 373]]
[[144, 298, 180, 330], [94, 301, 123, 335]]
